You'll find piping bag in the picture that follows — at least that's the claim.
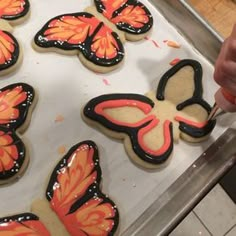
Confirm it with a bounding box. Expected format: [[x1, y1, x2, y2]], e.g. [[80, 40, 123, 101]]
[[208, 88, 236, 120]]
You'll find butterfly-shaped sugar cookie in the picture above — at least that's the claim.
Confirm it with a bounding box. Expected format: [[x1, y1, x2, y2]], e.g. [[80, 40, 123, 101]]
[[33, 0, 153, 73], [0, 141, 119, 236], [0, 83, 36, 185], [82, 59, 216, 169], [0, 0, 30, 76]]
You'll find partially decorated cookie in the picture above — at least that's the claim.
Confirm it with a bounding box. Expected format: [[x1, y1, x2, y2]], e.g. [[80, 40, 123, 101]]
[[0, 0, 30, 76], [0, 141, 119, 236], [0, 83, 36, 185], [33, 0, 153, 73], [82, 59, 216, 169]]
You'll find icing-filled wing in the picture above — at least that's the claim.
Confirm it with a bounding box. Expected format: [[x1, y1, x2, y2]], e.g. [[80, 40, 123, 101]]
[[0, 126, 26, 182], [156, 59, 216, 139], [46, 140, 119, 236], [83, 94, 174, 164], [0, 83, 35, 130], [94, 0, 153, 36], [34, 12, 124, 67], [0, 213, 50, 235], [0, 0, 30, 21], [0, 30, 19, 73]]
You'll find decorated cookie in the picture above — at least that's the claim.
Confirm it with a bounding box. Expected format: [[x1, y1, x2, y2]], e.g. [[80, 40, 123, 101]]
[[33, 0, 153, 73], [0, 83, 36, 185], [0, 141, 119, 236], [82, 59, 216, 169], [0, 0, 30, 24], [94, 0, 153, 41], [0, 0, 30, 76]]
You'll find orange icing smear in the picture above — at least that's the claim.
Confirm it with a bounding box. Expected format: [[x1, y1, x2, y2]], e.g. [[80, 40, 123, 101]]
[[95, 99, 154, 127], [175, 116, 207, 128], [138, 119, 171, 156]]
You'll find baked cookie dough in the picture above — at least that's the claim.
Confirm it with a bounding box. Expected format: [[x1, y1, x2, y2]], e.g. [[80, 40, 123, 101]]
[[82, 59, 216, 169], [0, 0, 30, 76], [33, 0, 153, 73], [0, 83, 36, 185], [0, 141, 119, 236]]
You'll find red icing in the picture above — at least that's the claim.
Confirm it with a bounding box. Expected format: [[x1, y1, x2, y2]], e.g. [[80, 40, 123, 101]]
[[221, 88, 236, 104], [169, 58, 181, 66], [175, 116, 207, 128], [95, 99, 154, 127], [138, 120, 172, 156]]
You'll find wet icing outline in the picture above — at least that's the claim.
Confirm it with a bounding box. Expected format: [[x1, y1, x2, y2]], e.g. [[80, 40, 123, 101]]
[[83, 59, 216, 165]]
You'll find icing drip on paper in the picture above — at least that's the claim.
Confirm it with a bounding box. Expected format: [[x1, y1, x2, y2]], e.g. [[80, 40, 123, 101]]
[[34, 12, 125, 68], [94, 0, 153, 35]]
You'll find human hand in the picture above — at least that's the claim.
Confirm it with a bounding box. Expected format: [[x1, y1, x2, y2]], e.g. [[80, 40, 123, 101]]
[[214, 24, 236, 96], [213, 24, 236, 112]]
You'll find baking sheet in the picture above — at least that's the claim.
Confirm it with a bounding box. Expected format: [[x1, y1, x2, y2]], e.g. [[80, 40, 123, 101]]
[[0, 0, 235, 234]]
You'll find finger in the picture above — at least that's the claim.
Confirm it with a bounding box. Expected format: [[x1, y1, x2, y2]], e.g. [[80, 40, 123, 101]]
[[226, 24, 236, 61], [214, 60, 236, 90]]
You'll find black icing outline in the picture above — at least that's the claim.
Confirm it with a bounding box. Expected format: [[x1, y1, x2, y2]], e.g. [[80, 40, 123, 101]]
[[94, 0, 153, 35], [46, 140, 119, 235], [156, 59, 216, 138], [0, 213, 39, 224], [0, 0, 30, 21], [0, 31, 20, 72], [83, 94, 174, 164], [34, 12, 124, 68], [0, 126, 26, 181], [0, 83, 35, 131]]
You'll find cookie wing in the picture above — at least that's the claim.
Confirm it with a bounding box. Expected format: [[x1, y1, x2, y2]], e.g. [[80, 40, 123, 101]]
[[0, 83, 35, 131], [94, 0, 153, 36], [46, 140, 119, 236], [156, 59, 216, 139], [0, 30, 20, 73], [0, 213, 50, 235], [0, 0, 30, 21], [83, 94, 174, 164], [0, 126, 26, 183], [34, 12, 124, 67]]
